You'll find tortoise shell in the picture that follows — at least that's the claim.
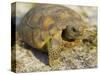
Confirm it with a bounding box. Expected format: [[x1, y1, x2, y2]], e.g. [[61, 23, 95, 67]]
[[18, 4, 85, 50]]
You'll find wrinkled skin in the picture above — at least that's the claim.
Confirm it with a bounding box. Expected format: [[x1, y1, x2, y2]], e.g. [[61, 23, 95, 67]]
[[18, 3, 86, 69]]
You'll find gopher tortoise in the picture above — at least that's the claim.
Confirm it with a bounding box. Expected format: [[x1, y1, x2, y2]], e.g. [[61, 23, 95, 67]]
[[18, 3, 86, 69]]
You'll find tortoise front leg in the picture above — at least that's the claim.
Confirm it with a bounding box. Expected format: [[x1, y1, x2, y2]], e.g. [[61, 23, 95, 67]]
[[47, 38, 63, 70]]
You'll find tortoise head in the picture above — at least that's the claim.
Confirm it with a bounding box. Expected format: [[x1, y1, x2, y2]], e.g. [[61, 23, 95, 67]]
[[61, 23, 83, 42]]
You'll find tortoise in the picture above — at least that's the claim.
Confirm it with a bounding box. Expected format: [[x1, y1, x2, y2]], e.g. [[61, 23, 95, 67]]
[[17, 3, 86, 69]]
